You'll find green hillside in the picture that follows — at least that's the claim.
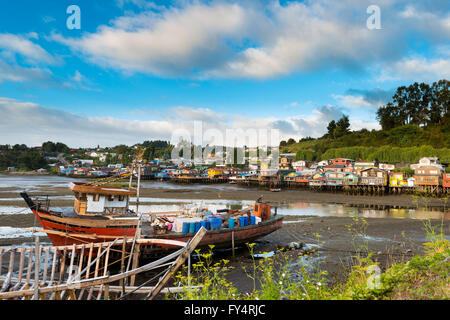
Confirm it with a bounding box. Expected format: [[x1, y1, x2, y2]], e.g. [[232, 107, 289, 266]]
[[280, 79, 450, 163]]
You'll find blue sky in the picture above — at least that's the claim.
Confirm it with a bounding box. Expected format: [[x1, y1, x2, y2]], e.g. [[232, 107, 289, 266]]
[[0, 0, 449, 147]]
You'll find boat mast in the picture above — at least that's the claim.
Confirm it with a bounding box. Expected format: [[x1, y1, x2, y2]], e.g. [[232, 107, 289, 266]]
[[136, 161, 141, 215]]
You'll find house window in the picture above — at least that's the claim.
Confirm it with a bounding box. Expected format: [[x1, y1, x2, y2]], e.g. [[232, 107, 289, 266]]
[[119, 195, 124, 201], [93, 194, 100, 202]]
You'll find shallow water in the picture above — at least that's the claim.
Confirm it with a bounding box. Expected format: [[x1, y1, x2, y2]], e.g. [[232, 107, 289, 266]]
[[1, 176, 449, 241], [0, 174, 86, 190]]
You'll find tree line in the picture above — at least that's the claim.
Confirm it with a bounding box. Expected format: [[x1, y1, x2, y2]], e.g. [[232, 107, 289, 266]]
[[376, 79, 449, 130]]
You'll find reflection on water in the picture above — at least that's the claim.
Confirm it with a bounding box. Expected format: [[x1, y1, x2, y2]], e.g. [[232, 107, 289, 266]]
[[140, 181, 251, 191], [278, 202, 450, 220], [1, 198, 449, 220]]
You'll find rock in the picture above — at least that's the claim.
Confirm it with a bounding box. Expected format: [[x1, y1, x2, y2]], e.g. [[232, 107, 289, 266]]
[[288, 241, 303, 249]]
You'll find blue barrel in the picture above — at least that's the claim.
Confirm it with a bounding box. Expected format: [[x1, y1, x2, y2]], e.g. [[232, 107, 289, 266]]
[[239, 217, 245, 227], [243, 216, 249, 226], [207, 217, 215, 230], [250, 215, 256, 225], [228, 218, 235, 228], [205, 221, 211, 230], [189, 222, 195, 233], [182, 222, 189, 234], [201, 220, 207, 229], [216, 217, 222, 229], [194, 222, 201, 232]]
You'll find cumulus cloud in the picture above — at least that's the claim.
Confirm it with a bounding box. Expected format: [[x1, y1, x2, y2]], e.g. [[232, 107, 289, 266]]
[[0, 97, 362, 147], [378, 57, 450, 82], [332, 88, 393, 109], [0, 33, 60, 85], [0, 33, 56, 65], [50, 0, 450, 80]]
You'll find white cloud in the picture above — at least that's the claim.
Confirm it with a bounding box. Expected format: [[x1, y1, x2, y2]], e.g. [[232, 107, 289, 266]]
[[0, 33, 56, 65], [0, 97, 369, 147], [378, 57, 450, 82], [50, 0, 450, 80], [52, 2, 249, 77], [332, 94, 374, 109]]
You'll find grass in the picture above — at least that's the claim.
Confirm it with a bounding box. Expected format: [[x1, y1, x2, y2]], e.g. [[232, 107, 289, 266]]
[[167, 219, 449, 300]]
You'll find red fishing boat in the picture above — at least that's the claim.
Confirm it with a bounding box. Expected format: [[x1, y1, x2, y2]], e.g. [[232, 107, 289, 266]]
[[21, 182, 139, 246], [20, 173, 283, 252]]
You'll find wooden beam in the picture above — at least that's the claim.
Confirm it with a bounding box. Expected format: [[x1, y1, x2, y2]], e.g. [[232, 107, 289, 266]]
[[146, 227, 207, 300]]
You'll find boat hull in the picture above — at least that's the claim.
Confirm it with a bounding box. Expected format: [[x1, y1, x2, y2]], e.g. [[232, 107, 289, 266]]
[[142, 216, 284, 253], [31, 208, 138, 246]]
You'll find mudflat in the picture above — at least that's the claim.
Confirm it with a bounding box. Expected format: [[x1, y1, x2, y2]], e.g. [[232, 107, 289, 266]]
[[1, 184, 449, 209]]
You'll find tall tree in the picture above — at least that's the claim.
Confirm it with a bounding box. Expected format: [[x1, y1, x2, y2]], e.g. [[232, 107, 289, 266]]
[[334, 115, 351, 137], [326, 120, 337, 138]]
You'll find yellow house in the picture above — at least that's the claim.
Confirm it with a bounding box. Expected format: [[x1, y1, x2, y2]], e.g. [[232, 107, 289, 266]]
[[208, 168, 224, 178], [389, 172, 406, 187]]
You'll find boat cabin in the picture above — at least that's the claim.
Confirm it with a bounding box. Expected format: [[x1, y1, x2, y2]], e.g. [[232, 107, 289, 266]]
[[69, 182, 137, 216]]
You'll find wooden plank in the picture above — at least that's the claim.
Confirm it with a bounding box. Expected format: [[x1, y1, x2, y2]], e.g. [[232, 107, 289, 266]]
[[49, 248, 57, 284], [119, 236, 126, 294], [94, 285, 201, 294], [129, 243, 140, 286], [25, 248, 33, 285], [87, 244, 103, 300], [85, 242, 94, 280], [58, 248, 67, 283], [146, 227, 207, 300], [7, 249, 15, 276], [42, 248, 50, 284], [33, 236, 40, 300], [0, 272, 11, 293], [0, 248, 3, 277], [96, 244, 111, 300], [0, 246, 186, 299], [17, 244, 25, 284]]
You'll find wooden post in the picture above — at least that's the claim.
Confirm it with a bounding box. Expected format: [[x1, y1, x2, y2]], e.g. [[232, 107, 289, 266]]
[[33, 236, 40, 300], [129, 242, 140, 287], [120, 236, 127, 296]]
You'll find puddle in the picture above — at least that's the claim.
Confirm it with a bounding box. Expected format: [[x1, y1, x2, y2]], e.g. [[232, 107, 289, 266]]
[[253, 251, 275, 259], [0, 226, 46, 239]]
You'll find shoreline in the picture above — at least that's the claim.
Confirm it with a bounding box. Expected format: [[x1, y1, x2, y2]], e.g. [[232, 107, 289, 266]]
[[1, 184, 450, 210]]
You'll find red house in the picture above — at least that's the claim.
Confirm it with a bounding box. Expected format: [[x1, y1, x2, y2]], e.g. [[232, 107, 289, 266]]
[[331, 158, 355, 166]]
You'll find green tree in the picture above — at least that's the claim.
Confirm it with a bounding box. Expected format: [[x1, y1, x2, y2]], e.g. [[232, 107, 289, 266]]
[[334, 115, 351, 137], [326, 120, 337, 138]]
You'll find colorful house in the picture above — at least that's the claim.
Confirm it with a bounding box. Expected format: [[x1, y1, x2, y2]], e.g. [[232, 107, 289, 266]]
[[344, 174, 359, 185], [359, 168, 388, 186], [325, 171, 346, 186], [389, 172, 407, 187], [208, 168, 226, 178]]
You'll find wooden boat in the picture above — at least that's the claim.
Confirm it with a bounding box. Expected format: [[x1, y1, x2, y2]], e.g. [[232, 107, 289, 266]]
[[20, 182, 139, 247], [20, 163, 283, 252], [0, 229, 206, 300]]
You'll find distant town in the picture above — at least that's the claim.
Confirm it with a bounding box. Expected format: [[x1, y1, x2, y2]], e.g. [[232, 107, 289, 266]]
[[1, 140, 449, 194]]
